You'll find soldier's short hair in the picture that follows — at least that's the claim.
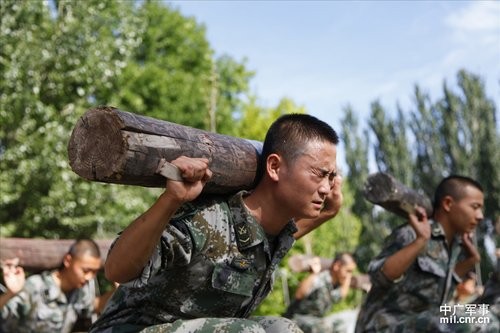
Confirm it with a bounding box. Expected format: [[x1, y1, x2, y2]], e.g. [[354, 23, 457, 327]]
[[67, 238, 101, 260], [332, 252, 355, 266], [255, 113, 339, 183], [433, 175, 483, 211]]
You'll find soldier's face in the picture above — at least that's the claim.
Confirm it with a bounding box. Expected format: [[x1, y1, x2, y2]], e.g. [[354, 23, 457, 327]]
[[66, 254, 101, 289], [276, 140, 337, 220], [332, 259, 356, 284], [448, 185, 484, 235]]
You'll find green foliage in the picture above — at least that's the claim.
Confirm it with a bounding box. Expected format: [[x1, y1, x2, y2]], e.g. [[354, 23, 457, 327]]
[[0, 0, 147, 238], [103, 1, 212, 129], [213, 55, 255, 136], [234, 97, 306, 140]]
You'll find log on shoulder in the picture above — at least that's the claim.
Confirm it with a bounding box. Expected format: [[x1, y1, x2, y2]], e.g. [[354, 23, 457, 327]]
[[363, 172, 433, 219], [0, 238, 113, 272], [68, 106, 263, 194]]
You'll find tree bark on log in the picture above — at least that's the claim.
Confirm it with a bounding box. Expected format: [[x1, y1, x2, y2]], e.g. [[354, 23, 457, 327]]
[[0, 238, 112, 272], [363, 172, 433, 218], [68, 106, 263, 194]]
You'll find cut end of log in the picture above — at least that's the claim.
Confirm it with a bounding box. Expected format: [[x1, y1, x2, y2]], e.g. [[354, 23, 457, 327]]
[[68, 106, 127, 181]]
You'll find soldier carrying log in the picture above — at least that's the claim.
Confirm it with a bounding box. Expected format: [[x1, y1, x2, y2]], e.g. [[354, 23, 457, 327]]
[[355, 175, 500, 332], [89, 113, 344, 333]]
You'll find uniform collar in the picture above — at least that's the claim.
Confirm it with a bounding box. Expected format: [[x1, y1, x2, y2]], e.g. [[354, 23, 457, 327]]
[[430, 219, 462, 247], [430, 219, 446, 238], [229, 190, 297, 251]]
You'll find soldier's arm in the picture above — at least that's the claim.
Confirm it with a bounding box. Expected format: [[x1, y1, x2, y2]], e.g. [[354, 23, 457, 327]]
[[294, 175, 343, 239], [454, 233, 481, 278], [338, 272, 352, 299], [381, 206, 430, 281], [0, 259, 25, 309], [105, 157, 212, 284], [93, 282, 118, 315], [294, 273, 318, 300]]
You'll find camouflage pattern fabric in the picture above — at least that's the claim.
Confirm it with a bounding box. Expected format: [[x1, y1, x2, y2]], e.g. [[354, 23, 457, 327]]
[[355, 220, 499, 333], [90, 191, 298, 333], [0, 270, 95, 333], [284, 270, 343, 333], [92, 316, 302, 333]]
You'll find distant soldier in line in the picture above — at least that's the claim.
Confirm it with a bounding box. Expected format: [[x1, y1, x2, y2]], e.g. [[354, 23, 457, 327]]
[[0, 239, 116, 333], [355, 175, 499, 332], [284, 252, 357, 333]]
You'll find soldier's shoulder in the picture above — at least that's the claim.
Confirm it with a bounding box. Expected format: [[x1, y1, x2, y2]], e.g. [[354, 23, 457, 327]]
[[172, 194, 229, 220]]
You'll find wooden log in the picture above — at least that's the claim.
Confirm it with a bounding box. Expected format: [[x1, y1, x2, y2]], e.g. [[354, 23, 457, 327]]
[[68, 106, 263, 194], [363, 172, 433, 218], [288, 254, 333, 273], [0, 238, 112, 272]]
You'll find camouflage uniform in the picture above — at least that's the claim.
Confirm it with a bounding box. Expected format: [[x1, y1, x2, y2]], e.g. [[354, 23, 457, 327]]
[[89, 191, 302, 333], [284, 270, 343, 333], [0, 270, 95, 333], [355, 220, 499, 333]]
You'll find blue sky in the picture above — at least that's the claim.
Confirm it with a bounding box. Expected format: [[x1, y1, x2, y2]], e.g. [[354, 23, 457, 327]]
[[168, 0, 499, 136]]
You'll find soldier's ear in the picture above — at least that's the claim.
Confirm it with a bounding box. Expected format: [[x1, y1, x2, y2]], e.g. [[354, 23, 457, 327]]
[[62, 253, 73, 268], [442, 196, 454, 212], [266, 154, 282, 181]]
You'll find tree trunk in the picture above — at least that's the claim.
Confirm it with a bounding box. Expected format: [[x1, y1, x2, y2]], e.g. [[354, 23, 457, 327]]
[[0, 238, 112, 272], [68, 106, 262, 194], [363, 172, 433, 218]]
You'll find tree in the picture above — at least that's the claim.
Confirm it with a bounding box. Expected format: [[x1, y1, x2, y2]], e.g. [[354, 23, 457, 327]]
[[0, 0, 147, 238], [213, 55, 255, 136], [101, 1, 211, 129], [0, 0, 256, 239], [341, 106, 390, 269]]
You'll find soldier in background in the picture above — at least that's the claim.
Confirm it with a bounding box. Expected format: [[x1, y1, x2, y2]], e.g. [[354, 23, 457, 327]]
[[284, 252, 357, 333], [355, 175, 499, 332], [0, 239, 116, 333], [89, 114, 343, 333]]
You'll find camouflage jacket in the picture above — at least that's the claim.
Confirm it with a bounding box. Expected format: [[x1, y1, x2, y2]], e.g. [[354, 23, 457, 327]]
[[0, 270, 95, 333], [90, 191, 297, 332], [284, 270, 342, 318], [355, 220, 463, 332]]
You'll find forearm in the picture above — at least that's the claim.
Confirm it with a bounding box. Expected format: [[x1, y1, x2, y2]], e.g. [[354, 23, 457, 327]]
[[0, 290, 16, 309], [105, 192, 182, 283], [294, 274, 316, 300], [381, 238, 427, 281], [294, 186, 342, 239], [93, 286, 117, 315]]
